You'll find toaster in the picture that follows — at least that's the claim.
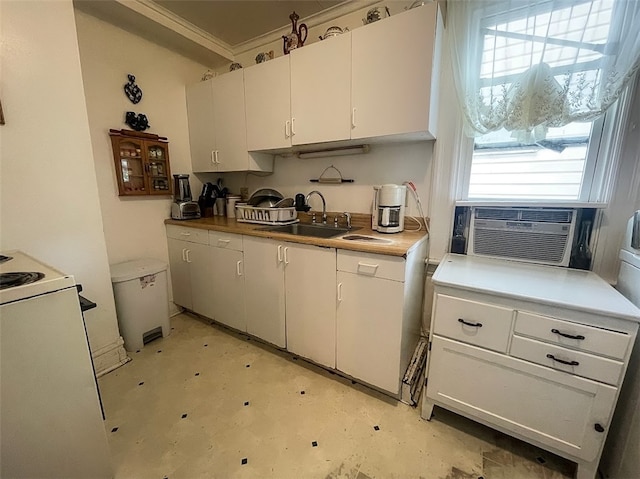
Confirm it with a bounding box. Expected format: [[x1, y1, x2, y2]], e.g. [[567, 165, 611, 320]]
[[171, 201, 201, 220]]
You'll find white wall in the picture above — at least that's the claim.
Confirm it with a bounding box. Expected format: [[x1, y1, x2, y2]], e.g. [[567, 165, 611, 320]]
[[74, 10, 207, 266], [210, 141, 433, 222], [0, 0, 125, 373]]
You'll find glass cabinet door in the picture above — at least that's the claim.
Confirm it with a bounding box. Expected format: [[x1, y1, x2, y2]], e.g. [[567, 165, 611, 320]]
[[118, 139, 147, 195], [145, 140, 172, 195]]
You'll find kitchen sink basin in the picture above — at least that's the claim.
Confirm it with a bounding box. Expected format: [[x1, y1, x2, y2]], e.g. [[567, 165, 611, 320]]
[[260, 223, 357, 239]]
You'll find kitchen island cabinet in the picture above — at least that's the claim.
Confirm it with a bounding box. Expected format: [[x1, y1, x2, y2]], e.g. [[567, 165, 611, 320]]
[[423, 254, 640, 479], [185, 72, 273, 173], [351, 4, 442, 140]]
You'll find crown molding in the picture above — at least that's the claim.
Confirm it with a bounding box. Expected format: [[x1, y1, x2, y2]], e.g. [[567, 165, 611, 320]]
[[114, 0, 235, 61], [233, 0, 380, 56]]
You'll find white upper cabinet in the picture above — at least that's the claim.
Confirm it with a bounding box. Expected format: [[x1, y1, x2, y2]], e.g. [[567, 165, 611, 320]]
[[245, 56, 292, 151], [186, 79, 217, 172], [186, 71, 273, 173], [351, 4, 442, 140], [290, 33, 352, 145]]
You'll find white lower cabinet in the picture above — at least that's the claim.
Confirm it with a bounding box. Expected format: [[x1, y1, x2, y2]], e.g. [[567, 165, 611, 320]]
[[284, 243, 336, 368], [428, 336, 616, 463], [243, 236, 286, 348], [166, 226, 214, 318], [209, 231, 245, 332], [423, 255, 640, 479], [336, 271, 404, 393]]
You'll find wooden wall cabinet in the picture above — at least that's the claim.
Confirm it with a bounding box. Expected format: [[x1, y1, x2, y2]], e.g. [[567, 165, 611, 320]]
[[109, 129, 173, 197]]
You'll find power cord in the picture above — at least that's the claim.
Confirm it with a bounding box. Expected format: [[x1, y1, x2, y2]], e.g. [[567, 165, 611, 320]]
[[403, 181, 430, 235]]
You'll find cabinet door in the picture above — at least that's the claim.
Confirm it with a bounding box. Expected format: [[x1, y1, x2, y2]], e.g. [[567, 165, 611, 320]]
[[336, 272, 404, 394], [351, 5, 440, 140], [186, 79, 217, 173], [290, 34, 352, 145], [245, 56, 292, 151], [285, 243, 336, 368], [427, 336, 617, 462], [112, 136, 147, 195], [213, 70, 248, 171], [211, 248, 246, 332], [144, 140, 172, 195], [186, 242, 215, 319], [243, 237, 286, 348], [167, 238, 192, 309]]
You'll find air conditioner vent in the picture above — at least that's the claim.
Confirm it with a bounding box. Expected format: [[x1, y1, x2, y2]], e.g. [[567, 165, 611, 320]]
[[468, 207, 577, 266], [475, 208, 520, 221]]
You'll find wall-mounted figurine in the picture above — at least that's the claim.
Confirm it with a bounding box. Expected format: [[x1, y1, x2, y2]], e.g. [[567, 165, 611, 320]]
[[125, 111, 150, 131], [124, 74, 143, 104]]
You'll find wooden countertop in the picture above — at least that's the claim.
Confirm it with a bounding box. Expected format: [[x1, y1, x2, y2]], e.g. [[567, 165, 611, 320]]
[[164, 215, 428, 257]]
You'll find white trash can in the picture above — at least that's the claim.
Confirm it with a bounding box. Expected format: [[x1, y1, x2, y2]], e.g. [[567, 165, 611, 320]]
[[110, 258, 170, 352]]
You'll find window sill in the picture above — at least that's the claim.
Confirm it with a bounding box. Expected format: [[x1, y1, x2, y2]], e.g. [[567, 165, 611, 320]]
[[455, 200, 608, 209]]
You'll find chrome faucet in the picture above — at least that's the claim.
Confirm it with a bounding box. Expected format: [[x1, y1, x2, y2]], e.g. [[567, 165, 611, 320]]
[[306, 190, 327, 224], [343, 212, 352, 229]]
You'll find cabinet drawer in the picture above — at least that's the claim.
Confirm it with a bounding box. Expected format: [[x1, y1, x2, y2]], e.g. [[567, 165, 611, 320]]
[[166, 225, 209, 244], [209, 231, 243, 251], [515, 311, 631, 360], [510, 335, 624, 386], [337, 250, 405, 282], [433, 294, 513, 353]]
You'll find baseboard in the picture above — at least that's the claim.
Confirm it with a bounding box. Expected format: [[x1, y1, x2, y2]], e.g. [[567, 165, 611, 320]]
[[169, 301, 183, 317], [92, 336, 130, 377]]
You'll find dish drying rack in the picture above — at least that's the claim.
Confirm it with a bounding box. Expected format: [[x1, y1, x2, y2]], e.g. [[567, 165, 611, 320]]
[[236, 205, 299, 225]]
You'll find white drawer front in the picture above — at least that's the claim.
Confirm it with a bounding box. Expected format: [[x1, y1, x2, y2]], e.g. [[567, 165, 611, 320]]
[[337, 250, 405, 282], [515, 311, 631, 360], [433, 294, 513, 353], [510, 335, 624, 386], [166, 225, 209, 244], [209, 231, 243, 251]]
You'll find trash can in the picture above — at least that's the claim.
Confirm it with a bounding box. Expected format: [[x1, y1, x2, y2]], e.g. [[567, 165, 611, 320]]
[[110, 258, 169, 352]]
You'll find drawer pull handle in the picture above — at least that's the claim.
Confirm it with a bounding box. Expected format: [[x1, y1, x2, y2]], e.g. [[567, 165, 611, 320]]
[[551, 329, 585, 340], [458, 318, 482, 328], [546, 354, 579, 366]]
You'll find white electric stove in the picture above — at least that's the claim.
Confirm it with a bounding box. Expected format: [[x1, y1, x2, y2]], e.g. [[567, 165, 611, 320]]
[[0, 250, 112, 478]]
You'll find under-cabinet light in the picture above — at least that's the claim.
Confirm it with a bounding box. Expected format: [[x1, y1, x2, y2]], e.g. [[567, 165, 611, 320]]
[[297, 145, 370, 159]]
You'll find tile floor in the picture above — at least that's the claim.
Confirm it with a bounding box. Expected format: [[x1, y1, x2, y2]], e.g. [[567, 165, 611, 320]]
[[99, 313, 576, 479]]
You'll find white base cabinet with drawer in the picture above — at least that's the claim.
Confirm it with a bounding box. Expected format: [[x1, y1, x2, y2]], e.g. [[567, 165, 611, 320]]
[[423, 254, 640, 479], [336, 242, 428, 395], [166, 225, 214, 318]]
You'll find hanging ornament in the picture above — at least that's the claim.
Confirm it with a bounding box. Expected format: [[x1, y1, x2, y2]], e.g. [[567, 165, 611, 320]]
[[125, 111, 150, 131], [124, 74, 142, 104]]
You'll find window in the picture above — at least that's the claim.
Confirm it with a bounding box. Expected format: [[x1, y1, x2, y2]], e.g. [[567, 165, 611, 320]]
[[450, 0, 639, 202]]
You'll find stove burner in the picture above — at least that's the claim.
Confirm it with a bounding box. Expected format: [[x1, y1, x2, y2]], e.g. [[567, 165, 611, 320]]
[[0, 272, 45, 290], [0, 255, 13, 264]]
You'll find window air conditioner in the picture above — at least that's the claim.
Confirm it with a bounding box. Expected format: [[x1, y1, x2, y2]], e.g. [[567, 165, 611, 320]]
[[468, 207, 577, 267]]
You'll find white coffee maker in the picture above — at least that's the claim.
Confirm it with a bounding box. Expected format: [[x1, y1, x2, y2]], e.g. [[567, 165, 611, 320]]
[[372, 184, 407, 233]]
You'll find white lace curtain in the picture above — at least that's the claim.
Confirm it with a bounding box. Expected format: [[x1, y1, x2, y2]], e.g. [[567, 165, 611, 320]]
[[448, 0, 640, 142]]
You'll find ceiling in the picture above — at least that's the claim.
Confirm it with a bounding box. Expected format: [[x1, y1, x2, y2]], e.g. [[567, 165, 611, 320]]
[[74, 0, 366, 67], [154, 1, 345, 47]]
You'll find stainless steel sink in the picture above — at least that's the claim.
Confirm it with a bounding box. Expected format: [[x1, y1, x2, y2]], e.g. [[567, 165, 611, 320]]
[[260, 223, 357, 239]]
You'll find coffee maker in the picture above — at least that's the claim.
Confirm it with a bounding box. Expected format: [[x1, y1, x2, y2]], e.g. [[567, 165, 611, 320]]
[[171, 174, 201, 220], [372, 184, 406, 233]]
